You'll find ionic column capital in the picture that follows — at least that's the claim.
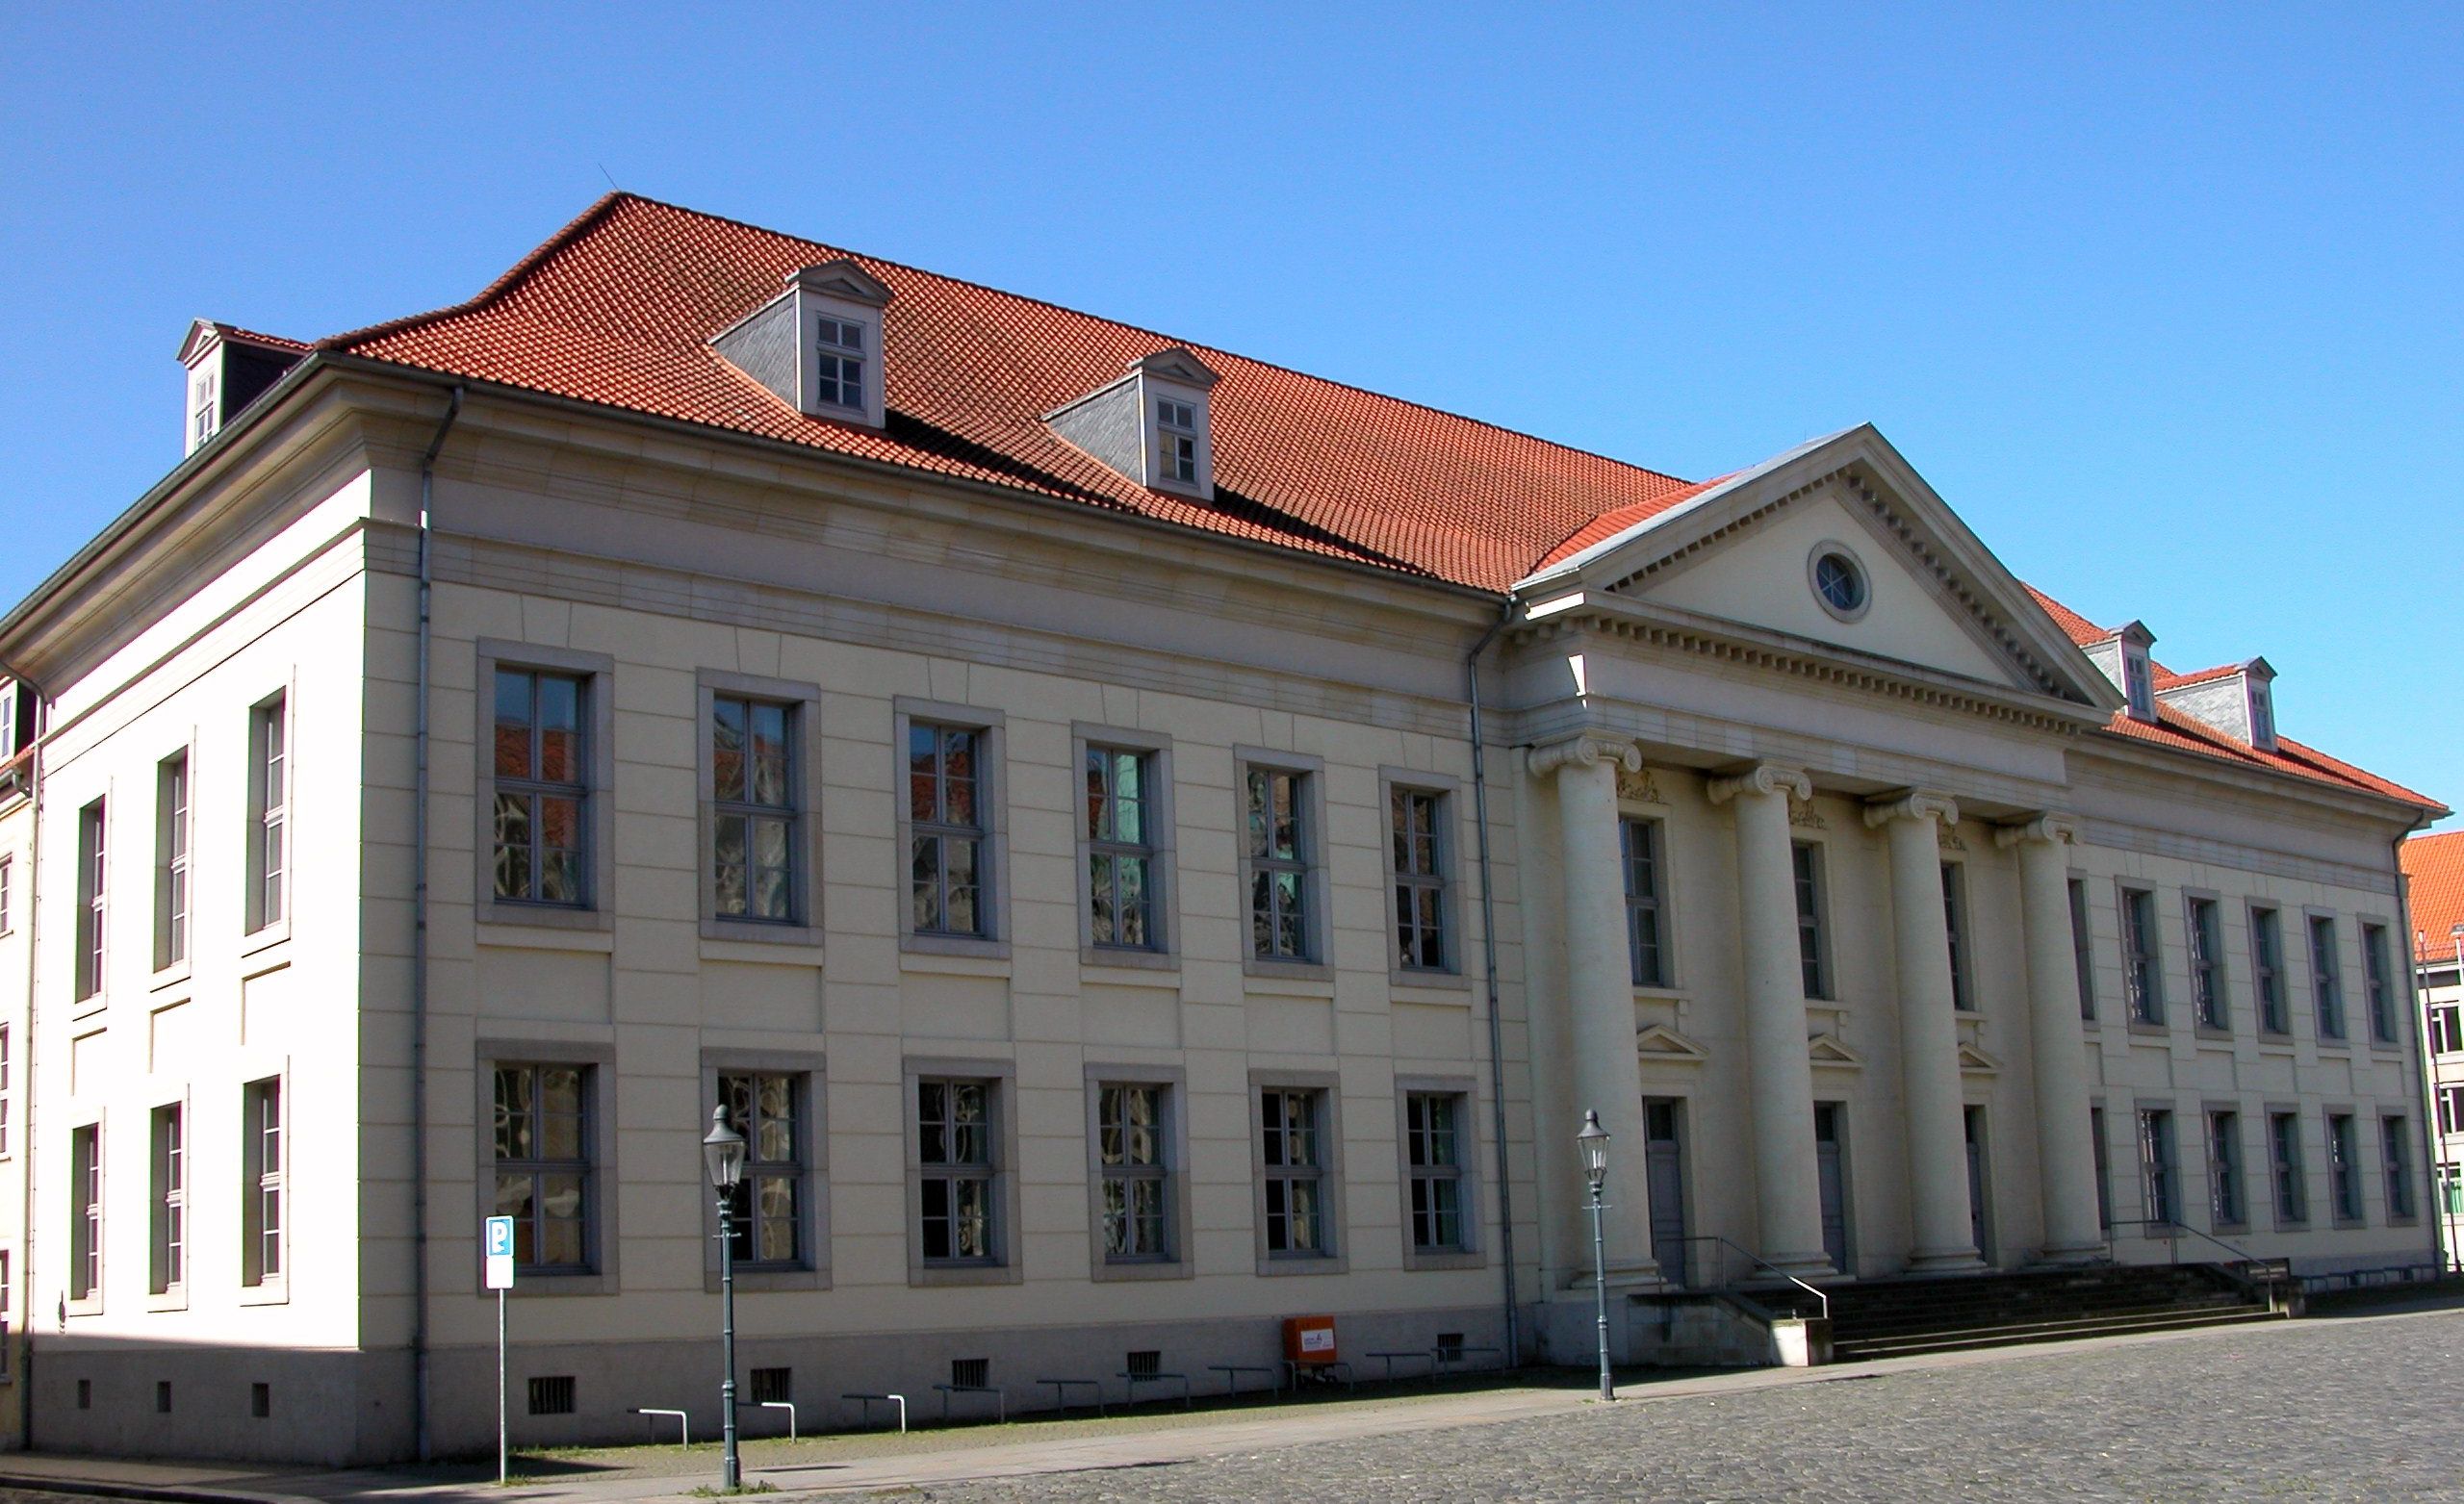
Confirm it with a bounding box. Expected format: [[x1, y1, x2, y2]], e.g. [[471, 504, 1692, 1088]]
[[1706, 762, 1811, 805], [1993, 813, 2080, 850], [1863, 787, 1961, 829], [1527, 731, 1642, 780]]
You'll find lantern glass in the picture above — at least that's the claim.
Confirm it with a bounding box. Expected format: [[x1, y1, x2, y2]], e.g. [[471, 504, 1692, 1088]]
[[1577, 1109, 1610, 1186], [703, 1104, 748, 1192]]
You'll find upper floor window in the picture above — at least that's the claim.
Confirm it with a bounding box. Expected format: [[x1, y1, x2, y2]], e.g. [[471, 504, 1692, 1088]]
[[246, 695, 289, 931], [2309, 915, 2345, 1040], [2186, 897, 2225, 1032], [191, 368, 218, 449], [2441, 1084, 2464, 1137], [1622, 818, 1668, 988], [2121, 646, 2154, 720], [2361, 924, 2397, 1044], [2067, 878, 2095, 1020], [2250, 905, 2288, 1035], [0, 1027, 12, 1158], [711, 695, 798, 923], [2433, 1005, 2464, 1056], [1086, 747, 1158, 952], [493, 669, 588, 906], [155, 752, 191, 970], [0, 854, 11, 935], [1795, 843, 1832, 1001], [75, 800, 106, 1002], [811, 316, 866, 411], [1390, 787, 1450, 973], [1245, 766, 1314, 962], [1155, 399, 1199, 484], [910, 722, 990, 939], [1941, 863, 1974, 1012], [2120, 886, 2161, 1025]]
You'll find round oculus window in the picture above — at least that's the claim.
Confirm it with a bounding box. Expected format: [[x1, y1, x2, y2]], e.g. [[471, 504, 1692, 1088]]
[[1810, 548, 1868, 619]]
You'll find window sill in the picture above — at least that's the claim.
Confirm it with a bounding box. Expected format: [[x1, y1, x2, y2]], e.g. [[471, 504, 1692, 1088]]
[[1081, 946, 1179, 976], [68, 994, 105, 1023], [479, 922, 616, 954], [1390, 968, 1472, 995], [1244, 956, 1333, 984], [1245, 969, 1336, 1000], [901, 946, 1012, 978], [2194, 1027, 2235, 1044], [1401, 1249, 1485, 1273], [478, 903, 612, 939], [1091, 1258, 1194, 1284], [64, 1299, 102, 1319], [705, 1266, 829, 1294], [902, 933, 1011, 967], [148, 961, 192, 994], [1393, 980, 1475, 1007], [1632, 985, 1690, 1004], [911, 1262, 1023, 1288], [1256, 1252, 1348, 1277], [2125, 1021, 2170, 1039], [2388, 1214, 2422, 1228], [700, 930, 825, 965], [240, 920, 293, 961], [144, 1288, 189, 1313], [237, 1279, 289, 1308]]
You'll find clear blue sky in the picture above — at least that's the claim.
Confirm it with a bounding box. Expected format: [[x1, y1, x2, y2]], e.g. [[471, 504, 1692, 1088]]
[[3, 3, 2455, 828]]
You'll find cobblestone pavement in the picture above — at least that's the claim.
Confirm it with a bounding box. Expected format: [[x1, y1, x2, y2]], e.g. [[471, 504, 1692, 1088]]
[[899, 1313, 2464, 1502]]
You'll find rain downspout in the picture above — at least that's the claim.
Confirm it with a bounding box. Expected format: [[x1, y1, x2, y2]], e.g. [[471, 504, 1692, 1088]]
[[1, 668, 43, 1450], [1464, 599, 1519, 1361], [412, 387, 463, 1462]]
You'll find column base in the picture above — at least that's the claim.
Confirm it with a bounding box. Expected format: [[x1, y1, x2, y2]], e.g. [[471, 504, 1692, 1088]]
[[1903, 1247, 1988, 1274], [2032, 1239, 2109, 1266]]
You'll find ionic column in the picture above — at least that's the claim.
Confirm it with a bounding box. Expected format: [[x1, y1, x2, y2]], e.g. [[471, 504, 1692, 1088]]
[[1864, 789, 1984, 1272], [1528, 732, 1657, 1282], [1995, 815, 2106, 1263], [1707, 763, 1834, 1276]]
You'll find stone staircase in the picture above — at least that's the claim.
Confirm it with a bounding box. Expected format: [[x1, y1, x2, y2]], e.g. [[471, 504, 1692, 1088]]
[[1748, 1263, 2286, 1363]]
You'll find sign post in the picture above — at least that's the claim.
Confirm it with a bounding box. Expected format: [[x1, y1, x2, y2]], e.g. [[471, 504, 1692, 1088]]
[[485, 1215, 516, 1483]]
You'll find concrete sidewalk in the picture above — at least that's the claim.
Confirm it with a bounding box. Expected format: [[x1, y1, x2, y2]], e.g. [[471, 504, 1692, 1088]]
[[2, 1303, 2452, 1503]]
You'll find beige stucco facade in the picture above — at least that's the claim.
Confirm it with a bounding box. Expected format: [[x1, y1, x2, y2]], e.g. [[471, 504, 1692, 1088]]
[[0, 362, 2438, 1464]]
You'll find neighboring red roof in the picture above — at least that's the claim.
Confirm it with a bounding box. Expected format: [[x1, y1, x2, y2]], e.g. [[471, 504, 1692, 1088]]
[[220, 324, 312, 354], [301, 193, 2436, 816], [321, 192, 1699, 593], [2152, 662, 2244, 691], [2403, 829, 2464, 963]]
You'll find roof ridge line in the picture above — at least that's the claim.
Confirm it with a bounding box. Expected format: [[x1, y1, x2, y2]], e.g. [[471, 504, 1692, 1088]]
[[317, 191, 633, 353]]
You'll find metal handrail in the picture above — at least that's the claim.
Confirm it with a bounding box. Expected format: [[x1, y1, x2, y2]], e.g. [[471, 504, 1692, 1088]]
[[2106, 1216, 2283, 1271], [1672, 1235, 1831, 1321]]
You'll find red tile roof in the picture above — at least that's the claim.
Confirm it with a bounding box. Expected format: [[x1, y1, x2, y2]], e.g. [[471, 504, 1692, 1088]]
[[2151, 662, 2244, 691], [321, 193, 1700, 593], [219, 324, 312, 354], [302, 193, 2437, 816], [2403, 829, 2464, 963], [2026, 586, 2117, 648]]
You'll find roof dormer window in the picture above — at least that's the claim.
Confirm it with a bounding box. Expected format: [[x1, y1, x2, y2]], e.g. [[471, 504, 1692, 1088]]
[[2121, 646, 2153, 721], [2248, 678, 2276, 750], [1157, 399, 1199, 484], [191, 367, 218, 450], [710, 259, 893, 430]]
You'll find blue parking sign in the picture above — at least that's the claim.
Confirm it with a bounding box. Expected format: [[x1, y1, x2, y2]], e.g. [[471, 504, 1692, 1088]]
[[485, 1215, 516, 1288]]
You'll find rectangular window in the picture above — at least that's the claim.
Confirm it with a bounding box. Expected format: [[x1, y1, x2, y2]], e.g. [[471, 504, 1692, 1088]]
[[2068, 878, 2094, 1020], [75, 799, 105, 1001], [2186, 897, 2225, 1031], [711, 695, 797, 923], [1155, 398, 1198, 484], [0, 1027, 12, 1158], [1087, 748, 1158, 951], [1390, 787, 1449, 972], [2384, 1116, 2416, 1220], [812, 316, 864, 409], [2443, 1085, 2464, 1137], [2362, 924, 2397, 1044], [154, 753, 190, 969], [1623, 818, 1668, 987], [492, 1065, 590, 1272], [150, 1104, 185, 1294], [1245, 767, 1312, 961], [1260, 1087, 1328, 1257], [2121, 887, 2161, 1025], [2433, 1005, 2464, 1055], [70, 1123, 100, 1301], [243, 1078, 284, 1284], [0, 1250, 11, 1377], [1793, 842, 1830, 1000], [492, 669, 588, 906], [2444, 1162, 2464, 1218], [2138, 1109, 2178, 1226], [910, 723, 988, 938], [1096, 1083, 1169, 1262], [1405, 1092, 1467, 1254], [2251, 906, 2287, 1034], [246, 695, 288, 931], [1941, 863, 1974, 1012], [2328, 1113, 2363, 1223], [916, 1078, 996, 1263], [2091, 1106, 2113, 1231], [2270, 1110, 2306, 1226], [0, 854, 11, 936], [2310, 915, 2345, 1040], [2206, 1110, 2244, 1228], [719, 1073, 803, 1267]]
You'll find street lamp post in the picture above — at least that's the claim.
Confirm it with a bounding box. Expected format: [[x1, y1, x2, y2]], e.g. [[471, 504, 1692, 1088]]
[[703, 1105, 749, 1491], [1577, 1109, 1614, 1402]]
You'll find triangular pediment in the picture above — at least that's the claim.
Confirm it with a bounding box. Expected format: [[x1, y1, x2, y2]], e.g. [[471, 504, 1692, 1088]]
[[1635, 1022, 1709, 1062], [1519, 426, 2121, 711], [1957, 1042, 2002, 1074], [1808, 1032, 1863, 1069]]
